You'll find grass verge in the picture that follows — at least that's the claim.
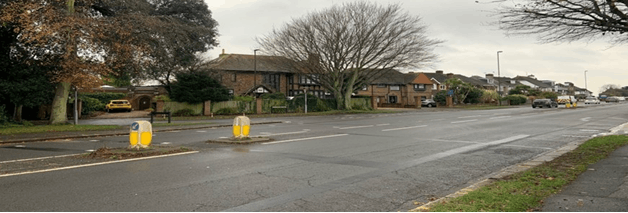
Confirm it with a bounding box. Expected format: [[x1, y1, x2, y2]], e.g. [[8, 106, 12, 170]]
[[426, 135, 628, 212], [0, 124, 122, 135], [151, 122, 216, 127], [152, 109, 402, 121]]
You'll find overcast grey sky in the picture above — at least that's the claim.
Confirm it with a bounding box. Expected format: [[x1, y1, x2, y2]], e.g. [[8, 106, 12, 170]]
[[203, 0, 628, 95]]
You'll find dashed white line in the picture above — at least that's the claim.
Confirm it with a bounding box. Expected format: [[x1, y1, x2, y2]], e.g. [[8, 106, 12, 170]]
[[197, 131, 207, 133], [428, 139, 479, 144], [490, 116, 511, 120], [376, 123, 390, 126], [89, 140, 99, 142], [580, 129, 600, 132], [254, 129, 310, 137], [338, 125, 374, 130], [458, 115, 482, 119], [14, 145, 25, 148], [382, 125, 427, 132], [262, 134, 349, 145], [161, 142, 172, 145], [451, 119, 478, 124]]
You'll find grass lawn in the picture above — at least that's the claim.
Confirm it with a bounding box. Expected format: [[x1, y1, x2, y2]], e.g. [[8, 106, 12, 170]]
[[0, 124, 122, 135], [425, 135, 628, 212]]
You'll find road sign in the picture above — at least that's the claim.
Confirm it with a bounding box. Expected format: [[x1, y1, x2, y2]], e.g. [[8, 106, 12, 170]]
[[447, 90, 454, 96]]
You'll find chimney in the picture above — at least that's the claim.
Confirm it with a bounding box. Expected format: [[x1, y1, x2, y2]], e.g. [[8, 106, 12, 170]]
[[219, 49, 226, 57], [436, 70, 444, 74], [486, 73, 494, 83], [447, 73, 454, 79]]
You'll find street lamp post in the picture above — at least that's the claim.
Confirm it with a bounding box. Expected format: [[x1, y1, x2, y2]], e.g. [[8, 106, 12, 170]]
[[584, 70, 588, 96], [497, 51, 503, 105], [254, 49, 260, 90]]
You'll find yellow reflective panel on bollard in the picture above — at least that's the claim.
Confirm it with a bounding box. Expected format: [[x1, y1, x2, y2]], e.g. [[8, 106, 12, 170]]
[[232, 116, 251, 138], [130, 121, 153, 148]]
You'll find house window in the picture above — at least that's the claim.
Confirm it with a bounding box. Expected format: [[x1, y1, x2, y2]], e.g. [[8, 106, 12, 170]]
[[390, 85, 400, 91], [264, 74, 281, 91], [440, 85, 446, 90], [388, 96, 397, 103], [433, 84, 437, 90], [377, 84, 386, 88], [413, 84, 425, 91], [231, 73, 236, 82], [299, 74, 319, 85], [228, 89, 234, 95]]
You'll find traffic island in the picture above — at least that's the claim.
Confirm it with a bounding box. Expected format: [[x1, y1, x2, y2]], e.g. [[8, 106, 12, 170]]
[[79, 146, 193, 160], [207, 137, 273, 144]]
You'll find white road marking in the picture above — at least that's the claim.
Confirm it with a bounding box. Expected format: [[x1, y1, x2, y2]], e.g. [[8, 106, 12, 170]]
[[581, 117, 592, 122], [197, 131, 207, 133], [382, 125, 427, 132], [580, 129, 600, 132], [14, 145, 25, 148], [254, 129, 310, 137], [376, 123, 390, 126], [0, 153, 82, 164], [262, 134, 349, 145], [458, 115, 482, 119], [86, 149, 95, 152], [563, 135, 592, 138], [161, 142, 172, 145], [430, 119, 445, 121], [260, 132, 272, 135], [338, 125, 374, 130], [284, 121, 292, 123], [428, 139, 479, 144], [503, 145, 553, 150], [89, 140, 99, 142], [0, 151, 199, 178], [490, 116, 511, 120], [219, 137, 229, 139], [451, 119, 478, 124]]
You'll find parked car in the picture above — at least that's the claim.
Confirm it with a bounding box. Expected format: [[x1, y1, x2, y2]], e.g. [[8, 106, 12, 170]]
[[557, 95, 577, 105], [421, 99, 437, 107], [532, 99, 558, 108], [584, 97, 600, 104], [105, 100, 133, 112], [606, 97, 619, 103]]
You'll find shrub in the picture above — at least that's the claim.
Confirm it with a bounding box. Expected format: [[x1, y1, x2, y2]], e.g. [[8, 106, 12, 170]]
[[154, 95, 171, 101], [503, 94, 528, 105], [215, 107, 238, 115], [434, 90, 447, 105], [173, 108, 196, 116], [81, 96, 105, 115], [80, 92, 126, 104], [233, 96, 254, 102], [0, 105, 9, 125], [481, 90, 499, 103], [464, 88, 483, 104], [261, 92, 285, 100]]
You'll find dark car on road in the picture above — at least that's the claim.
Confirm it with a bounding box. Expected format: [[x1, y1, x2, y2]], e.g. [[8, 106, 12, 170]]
[[532, 99, 557, 108], [421, 99, 437, 107]]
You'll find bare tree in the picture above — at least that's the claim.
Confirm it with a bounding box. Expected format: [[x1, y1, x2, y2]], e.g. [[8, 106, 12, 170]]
[[599, 83, 621, 93], [258, 1, 441, 110], [491, 0, 628, 44]]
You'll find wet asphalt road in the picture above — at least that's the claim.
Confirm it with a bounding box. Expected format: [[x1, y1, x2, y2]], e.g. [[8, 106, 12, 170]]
[[1, 103, 627, 211]]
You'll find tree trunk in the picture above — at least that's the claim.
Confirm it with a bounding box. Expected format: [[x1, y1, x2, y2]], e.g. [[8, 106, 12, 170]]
[[50, 82, 71, 124], [343, 71, 359, 110], [13, 104, 22, 122], [334, 91, 344, 110]]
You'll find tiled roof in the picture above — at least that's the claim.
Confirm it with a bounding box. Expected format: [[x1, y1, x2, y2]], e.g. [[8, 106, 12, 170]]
[[424, 72, 448, 84], [203, 54, 297, 73], [514, 76, 553, 88], [371, 69, 408, 85]]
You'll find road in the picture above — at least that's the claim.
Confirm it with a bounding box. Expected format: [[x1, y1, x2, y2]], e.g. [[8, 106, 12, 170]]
[[1, 103, 627, 211]]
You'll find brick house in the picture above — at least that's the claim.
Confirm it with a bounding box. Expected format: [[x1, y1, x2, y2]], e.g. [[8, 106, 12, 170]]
[[201, 51, 327, 98], [356, 69, 433, 107]]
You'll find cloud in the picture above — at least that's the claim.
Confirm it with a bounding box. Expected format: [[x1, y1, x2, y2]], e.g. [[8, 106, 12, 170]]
[[203, 0, 628, 95]]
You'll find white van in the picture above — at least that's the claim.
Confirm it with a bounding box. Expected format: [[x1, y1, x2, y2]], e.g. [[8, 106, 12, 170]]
[[557, 95, 577, 105]]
